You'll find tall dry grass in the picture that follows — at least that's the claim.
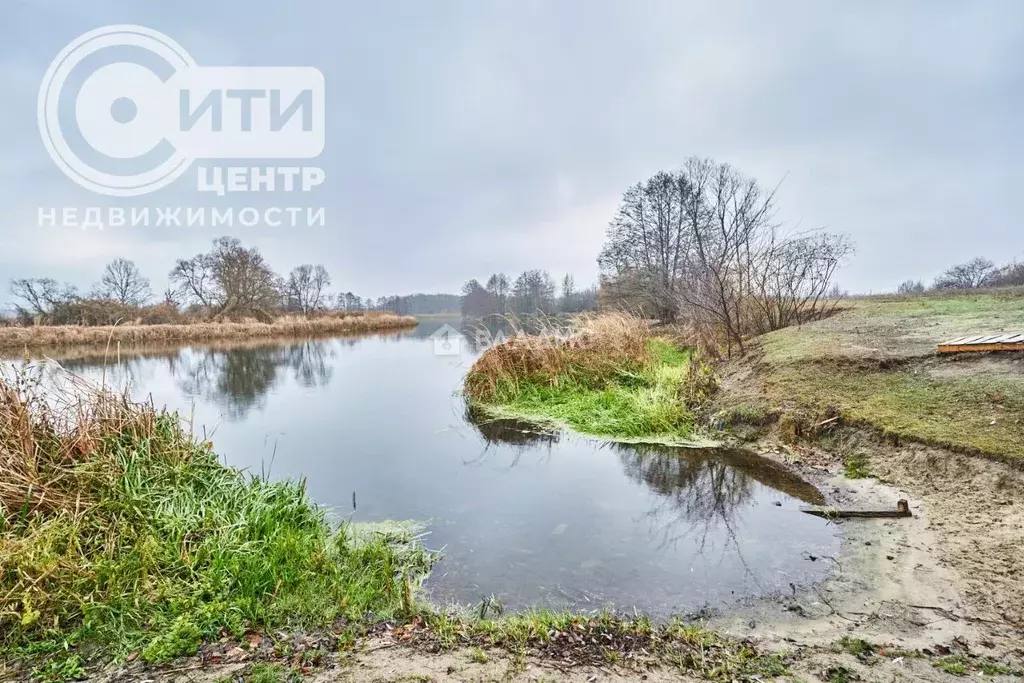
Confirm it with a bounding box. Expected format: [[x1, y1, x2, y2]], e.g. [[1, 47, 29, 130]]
[[0, 371, 144, 516], [464, 312, 651, 401], [0, 312, 416, 351]]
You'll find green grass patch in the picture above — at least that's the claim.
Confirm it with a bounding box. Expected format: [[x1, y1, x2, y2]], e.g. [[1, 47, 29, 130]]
[[747, 291, 1024, 458], [843, 453, 870, 479], [763, 290, 1024, 363], [823, 665, 857, 683], [1, 378, 432, 674], [762, 361, 1024, 458], [837, 636, 875, 658], [468, 335, 711, 442]]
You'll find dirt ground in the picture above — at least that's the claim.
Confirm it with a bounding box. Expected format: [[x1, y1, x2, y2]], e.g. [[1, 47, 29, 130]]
[[159, 646, 1022, 683], [714, 432, 1024, 648]]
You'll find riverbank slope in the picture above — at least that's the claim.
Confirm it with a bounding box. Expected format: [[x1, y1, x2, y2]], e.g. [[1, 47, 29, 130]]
[[710, 290, 1024, 648]]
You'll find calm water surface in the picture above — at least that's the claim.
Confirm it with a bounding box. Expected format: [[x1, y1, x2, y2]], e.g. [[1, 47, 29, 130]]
[[35, 318, 839, 615]]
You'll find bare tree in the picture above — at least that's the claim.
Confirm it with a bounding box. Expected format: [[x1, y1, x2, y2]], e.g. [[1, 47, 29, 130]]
[[598, 171, 694, 321], [461, 279, 491, 318], [747, 232, 854, 334], [94, 258, 151, 306], [601, 158, 852, 355], [336, 292, 364, 311], [897, 279, 925, 294], [511, 269, 556, 314], [485, 273, 510, 315], [285, 264, 331, 314], [169, 237, 281, 320], [933, 257, 995, 290], [987, 261, 1024, 287], [675, 158, 783, 354], [9, 277, 78, 321], [560, 274, 577, 312], [162, 286, 180, 307]]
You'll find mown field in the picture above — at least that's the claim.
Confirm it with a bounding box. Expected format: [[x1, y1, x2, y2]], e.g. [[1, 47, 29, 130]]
[[742, 290, 1024, 458]]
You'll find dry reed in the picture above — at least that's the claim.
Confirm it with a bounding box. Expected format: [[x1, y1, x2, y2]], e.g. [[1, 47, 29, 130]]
[[0, 370, 149, 517], [0, 313, 417, 352], [464, 312, 651, 401]]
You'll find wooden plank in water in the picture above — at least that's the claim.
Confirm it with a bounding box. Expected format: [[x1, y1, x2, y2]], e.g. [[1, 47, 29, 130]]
[[801, 499, 912, 519], [937, 332, 1024, 354]]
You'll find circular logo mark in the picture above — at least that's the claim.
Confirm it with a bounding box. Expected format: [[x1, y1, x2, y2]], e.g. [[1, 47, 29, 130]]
[[38, 25, 196, 196]]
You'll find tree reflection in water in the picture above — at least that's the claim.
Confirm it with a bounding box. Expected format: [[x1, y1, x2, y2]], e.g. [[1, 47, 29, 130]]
[[614, 443, 754, 553], [464, 410, 826, 576], [173, 340, 336, 419]]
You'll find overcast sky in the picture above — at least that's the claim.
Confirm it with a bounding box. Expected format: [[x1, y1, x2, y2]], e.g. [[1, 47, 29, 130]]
[[1, 0, 1021, 301]]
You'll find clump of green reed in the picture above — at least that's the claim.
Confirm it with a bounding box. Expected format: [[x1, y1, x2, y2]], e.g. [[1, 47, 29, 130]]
[[0, 369, 431, 668]]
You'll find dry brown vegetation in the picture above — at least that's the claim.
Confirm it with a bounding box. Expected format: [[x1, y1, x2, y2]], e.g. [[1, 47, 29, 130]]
[[0, 312, 416, 352], [464, 312, 651, 401], [0, 372, 137, 516]]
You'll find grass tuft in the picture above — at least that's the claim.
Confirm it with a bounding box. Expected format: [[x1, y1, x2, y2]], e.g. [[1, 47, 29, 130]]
[[843, 453, 871, 479], [0, 369, 432, 670]]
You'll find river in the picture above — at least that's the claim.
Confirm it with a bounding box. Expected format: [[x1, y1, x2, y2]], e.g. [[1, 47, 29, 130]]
[[18, 317, 839, 616]]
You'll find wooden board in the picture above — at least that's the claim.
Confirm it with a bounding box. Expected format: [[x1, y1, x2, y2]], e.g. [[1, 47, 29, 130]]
[[801, 499, 912, 519], [937, 332, 1024, 354]]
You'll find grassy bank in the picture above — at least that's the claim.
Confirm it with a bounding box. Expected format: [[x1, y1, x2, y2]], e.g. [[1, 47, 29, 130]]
[[0, 373, 430, 672], [721, 290, 1024, 459], [464, 314, 714, 443], [0, 313, 417, 352]]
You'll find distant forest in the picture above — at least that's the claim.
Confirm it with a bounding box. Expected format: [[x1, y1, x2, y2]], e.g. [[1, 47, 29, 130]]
[[360, 293, 461, 315], [459, 271, 598, 318], [365, 270, 600, 317]]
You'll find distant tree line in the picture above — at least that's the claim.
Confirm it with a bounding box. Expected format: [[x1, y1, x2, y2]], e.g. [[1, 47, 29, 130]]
[[459, 271, 598, 318], [897, 256, 1024, 294], [363, 293, 462, 315], [599, 157, 853, 355], [5, 236, 387, 326]]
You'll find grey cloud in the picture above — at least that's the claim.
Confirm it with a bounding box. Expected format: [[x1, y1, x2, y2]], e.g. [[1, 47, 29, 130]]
[[0, 0, 1020, 297]]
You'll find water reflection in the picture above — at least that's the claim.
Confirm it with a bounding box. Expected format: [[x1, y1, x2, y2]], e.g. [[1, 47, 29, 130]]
[[57, 339, 341, 420], [466, 412, 824, 563], [173, 341, 335, 419]]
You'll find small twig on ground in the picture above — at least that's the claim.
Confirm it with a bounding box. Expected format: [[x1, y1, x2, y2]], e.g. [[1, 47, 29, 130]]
[[907, 604, 1006, 626]]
